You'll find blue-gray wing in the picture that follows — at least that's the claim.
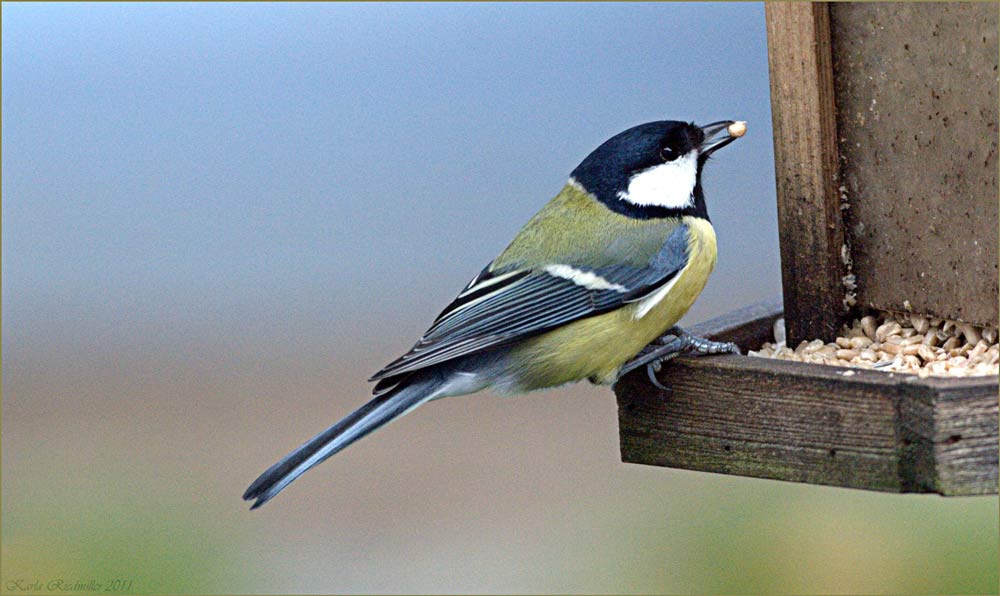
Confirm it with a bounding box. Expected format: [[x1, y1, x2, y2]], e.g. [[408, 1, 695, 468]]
[[369, 223, 691, 385]]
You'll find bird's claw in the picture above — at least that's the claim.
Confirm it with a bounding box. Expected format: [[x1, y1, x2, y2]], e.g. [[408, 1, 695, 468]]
[[646, 361, 669, 391], [663, 325, 741, 356], [618, 325, 741, 390]]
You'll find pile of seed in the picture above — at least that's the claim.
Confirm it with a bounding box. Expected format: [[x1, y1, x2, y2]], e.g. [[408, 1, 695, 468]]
[[749, 312, 999, 377]]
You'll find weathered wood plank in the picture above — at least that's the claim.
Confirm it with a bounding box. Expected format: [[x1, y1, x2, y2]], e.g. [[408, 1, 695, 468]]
[[618, 354, 912, 492], [765, 3, 847, 345], [615, 305, 999, 496], [926, 376, 1000, 495]]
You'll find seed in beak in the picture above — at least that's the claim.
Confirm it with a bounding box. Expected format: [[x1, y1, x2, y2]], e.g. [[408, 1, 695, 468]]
[[727, 121, 747, 138]]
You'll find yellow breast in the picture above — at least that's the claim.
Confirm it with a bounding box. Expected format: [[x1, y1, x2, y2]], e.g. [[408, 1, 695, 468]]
[[508, 216, 717, 389]]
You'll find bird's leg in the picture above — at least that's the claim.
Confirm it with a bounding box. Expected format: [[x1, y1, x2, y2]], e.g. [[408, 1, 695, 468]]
[[663, 325, 742, 357], [617, 336, 687, 390], [617, 326, 741, 390]]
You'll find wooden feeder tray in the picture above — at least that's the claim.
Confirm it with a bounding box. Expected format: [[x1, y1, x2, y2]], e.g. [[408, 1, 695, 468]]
[[615, 299, 997, 496], [615, 3, 999, 496]]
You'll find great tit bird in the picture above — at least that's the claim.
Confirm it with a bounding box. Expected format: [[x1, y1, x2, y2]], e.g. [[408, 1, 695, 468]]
[[244, 119, 745, 509]]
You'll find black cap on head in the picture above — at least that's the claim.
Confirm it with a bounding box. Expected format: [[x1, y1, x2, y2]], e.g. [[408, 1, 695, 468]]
[[571, 121, 701, 198], [570, 120, 738, 220]]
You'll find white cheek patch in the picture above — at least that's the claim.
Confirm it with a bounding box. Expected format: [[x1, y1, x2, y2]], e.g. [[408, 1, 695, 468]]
[[617, 151, 698, 209]]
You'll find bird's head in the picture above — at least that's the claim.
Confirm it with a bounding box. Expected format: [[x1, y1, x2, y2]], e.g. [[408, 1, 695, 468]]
[[569, 119, 745, 220]]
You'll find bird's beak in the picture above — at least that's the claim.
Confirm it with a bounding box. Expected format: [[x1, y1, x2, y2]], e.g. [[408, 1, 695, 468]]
[[698, 120, 746, 157]]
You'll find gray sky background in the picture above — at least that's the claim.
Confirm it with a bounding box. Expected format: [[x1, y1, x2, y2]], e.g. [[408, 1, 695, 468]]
[[4, 1, 779, 349], [5, 3, 995, 594]]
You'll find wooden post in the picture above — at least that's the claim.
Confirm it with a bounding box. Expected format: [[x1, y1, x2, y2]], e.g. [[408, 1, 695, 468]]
[[827, 3, 999, 328], [765, 3, 847, 345]]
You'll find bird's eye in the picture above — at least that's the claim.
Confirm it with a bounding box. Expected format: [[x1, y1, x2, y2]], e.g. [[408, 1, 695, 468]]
[[660, 146, 677, 161]]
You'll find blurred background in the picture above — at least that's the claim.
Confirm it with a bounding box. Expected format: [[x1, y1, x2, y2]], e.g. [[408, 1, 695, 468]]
[[3, 3, 996, 594]]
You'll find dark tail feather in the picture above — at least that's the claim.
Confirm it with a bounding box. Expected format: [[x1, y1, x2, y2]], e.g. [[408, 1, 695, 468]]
[[243, 376, 440, 509]]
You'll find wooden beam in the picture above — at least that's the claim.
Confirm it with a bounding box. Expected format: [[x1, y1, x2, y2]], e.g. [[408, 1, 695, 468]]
[[615, 301, 999, 496], [765, 3, 847, 345], [827, 3, 999, 328]]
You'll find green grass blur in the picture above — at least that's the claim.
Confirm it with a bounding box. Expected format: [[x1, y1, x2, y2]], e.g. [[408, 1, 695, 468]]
[[3, 476, 996, 594], [3, 356, 997, 594]]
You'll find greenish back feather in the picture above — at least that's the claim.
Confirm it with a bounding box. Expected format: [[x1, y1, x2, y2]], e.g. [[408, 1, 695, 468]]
[[491, 183, 682, 271]]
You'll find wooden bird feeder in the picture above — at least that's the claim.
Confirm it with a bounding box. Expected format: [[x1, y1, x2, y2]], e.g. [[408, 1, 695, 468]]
[[615, 3, 998, 496]]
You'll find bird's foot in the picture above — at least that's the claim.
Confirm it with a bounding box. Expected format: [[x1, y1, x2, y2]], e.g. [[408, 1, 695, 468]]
[[663, 325, 742, 357], [618, 337, 687, 390], [617, 326, 741, 390]]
